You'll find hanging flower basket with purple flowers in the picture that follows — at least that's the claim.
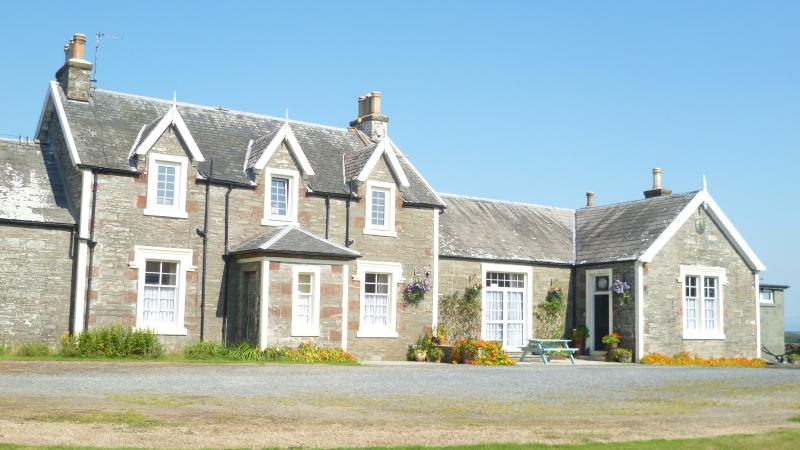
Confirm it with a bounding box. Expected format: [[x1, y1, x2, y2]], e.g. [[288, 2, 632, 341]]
[[612, 278, 631, 305], [404, 272, 432, 306]]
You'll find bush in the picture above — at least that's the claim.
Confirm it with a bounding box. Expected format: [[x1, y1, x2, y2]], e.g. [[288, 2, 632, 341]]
[[641, 352, 766, 368], [453, 339, 515, 366], [183, 341, 227, 360], [61, 325, 163, 359], [14, 341, 52, 357], [182, 341, 357, 364]]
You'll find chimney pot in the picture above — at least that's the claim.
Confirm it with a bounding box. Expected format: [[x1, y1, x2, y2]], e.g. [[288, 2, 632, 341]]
[[586, 192, 595, 207], [349, 91, 388, 141], [357, 96, 367, 118], [369, 91, 381, 116], [643, 167, 672, 198], [652, 167, 662, 189]]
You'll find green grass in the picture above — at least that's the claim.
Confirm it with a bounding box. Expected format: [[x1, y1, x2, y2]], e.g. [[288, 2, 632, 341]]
[[1, 428, 800, 449], [33, 409, 163, 428]]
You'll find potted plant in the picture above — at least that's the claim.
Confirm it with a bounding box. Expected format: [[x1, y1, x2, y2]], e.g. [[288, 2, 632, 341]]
[[616, 348, 632, 363], [601, 332, 621, 351], [612, 278, 631, 305], [404, 272, 432, 307], [571, 325, 590, 355], [432, 325, 454, 363], [456, 338, 483, 364], [427, 346, 444, 363]]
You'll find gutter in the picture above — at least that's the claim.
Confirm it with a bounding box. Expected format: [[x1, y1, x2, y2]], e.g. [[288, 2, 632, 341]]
[[0, 218, 75, 229]]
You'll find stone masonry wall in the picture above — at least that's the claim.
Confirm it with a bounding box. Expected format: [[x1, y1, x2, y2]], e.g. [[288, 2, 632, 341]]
[[0, 223, 73, 345], [644, 207, 757, 358], [760, 289, 785, 357], [438, 258, 573, 343]]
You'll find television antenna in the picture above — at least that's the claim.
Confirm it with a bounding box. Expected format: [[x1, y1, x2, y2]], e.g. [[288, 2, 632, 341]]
[[91, 32, 122, 84]]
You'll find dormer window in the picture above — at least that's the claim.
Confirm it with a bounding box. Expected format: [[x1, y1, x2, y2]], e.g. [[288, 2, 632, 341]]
[[364, 180, 397, 237], [263, 168, 299, 226], [144, 154, 189, 219]]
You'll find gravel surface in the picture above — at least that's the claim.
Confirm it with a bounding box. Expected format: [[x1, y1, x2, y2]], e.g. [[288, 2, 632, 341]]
[[0, 361, 798, 448]]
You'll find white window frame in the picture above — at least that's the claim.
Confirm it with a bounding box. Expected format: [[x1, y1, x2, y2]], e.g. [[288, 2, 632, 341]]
[[262, 168, 300, 226], [480, 263, 533, 350], [356, 261, 402, 338], [291, 265, 321, 337], [130, 246, 195, 335], [363, 180, 397, 237], [144, 154, 189, 219], [680, 265, 726, 340], [759, 289, 774, 305], [585, 268, 613, 353]]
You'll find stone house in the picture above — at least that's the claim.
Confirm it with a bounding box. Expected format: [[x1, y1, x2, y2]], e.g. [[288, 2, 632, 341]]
[[0, 34, 785, 361]]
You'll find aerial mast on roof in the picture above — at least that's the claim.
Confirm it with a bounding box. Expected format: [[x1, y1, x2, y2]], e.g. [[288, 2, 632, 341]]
[[91, 32, 122, 84]]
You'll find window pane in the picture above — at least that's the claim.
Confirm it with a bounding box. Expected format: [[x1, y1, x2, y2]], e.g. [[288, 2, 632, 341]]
[[142, 259, 179, 326], [271, 177, 289, 217], [363, 272, 390, 328], [156, 164, 177, 206], [370, 189, 386, 226], [685, 276, 698, 330], [703, 277, 717, 330]]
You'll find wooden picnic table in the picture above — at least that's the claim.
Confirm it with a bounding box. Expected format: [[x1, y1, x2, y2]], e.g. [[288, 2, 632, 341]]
[[519, 338, 578, 365]]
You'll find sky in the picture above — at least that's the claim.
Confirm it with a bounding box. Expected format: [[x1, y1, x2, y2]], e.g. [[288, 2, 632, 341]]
[[1, 1, 798, 329]]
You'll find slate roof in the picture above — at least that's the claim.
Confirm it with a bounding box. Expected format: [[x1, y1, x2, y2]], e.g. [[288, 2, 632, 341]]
[[439, 194, 575, 265], [440, 191, 699, 266], [232, 225, 361, 259], [575, 191, 698, 264], [0, 139, 74, 225], [343, 144, 377, 181], [52, 87, 443, 206]]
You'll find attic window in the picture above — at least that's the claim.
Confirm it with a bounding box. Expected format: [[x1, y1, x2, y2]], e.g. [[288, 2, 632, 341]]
[[144, 154, 189, 219], [364, 180, 397, 237], [263, 168, 299, 226]]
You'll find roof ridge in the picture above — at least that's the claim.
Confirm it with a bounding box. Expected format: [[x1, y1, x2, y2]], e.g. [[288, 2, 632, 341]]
[[93, 88, 353, 133], [577, 191, 700, 211], [439, 192, 575, 212]]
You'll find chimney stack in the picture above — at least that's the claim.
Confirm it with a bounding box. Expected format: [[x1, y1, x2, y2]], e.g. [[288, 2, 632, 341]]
[[55, 33, 93, 102], [643, 167, 673, 198], [586, 192, 595, 207], [350, 91, 389, 141]]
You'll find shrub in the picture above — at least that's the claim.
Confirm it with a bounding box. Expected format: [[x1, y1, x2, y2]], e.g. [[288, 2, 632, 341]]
[[61, 325, 162, 359], [183, 341, 227, 360], [641, 352, 766, 368], [14, 341, 52, 357], [228, 342, 262, 361], [439, 281, 483, 343]]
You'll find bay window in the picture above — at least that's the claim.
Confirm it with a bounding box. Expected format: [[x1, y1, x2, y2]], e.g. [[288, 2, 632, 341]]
[[291, 266, 320, 337]]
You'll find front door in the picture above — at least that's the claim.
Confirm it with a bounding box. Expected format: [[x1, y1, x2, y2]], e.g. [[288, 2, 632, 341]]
[[593, 293, 610, 349], [243, 270, 260, 346]]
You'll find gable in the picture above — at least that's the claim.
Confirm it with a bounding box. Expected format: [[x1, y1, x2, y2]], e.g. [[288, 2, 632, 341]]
[[638, 190, 765, 271], [353, 138, 410, 187], [250, 123, 315, 176], [128, 103, 205, 163]]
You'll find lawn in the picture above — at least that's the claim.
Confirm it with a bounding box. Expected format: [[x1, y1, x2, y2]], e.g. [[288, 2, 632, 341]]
[[1, 427, 799, 449]]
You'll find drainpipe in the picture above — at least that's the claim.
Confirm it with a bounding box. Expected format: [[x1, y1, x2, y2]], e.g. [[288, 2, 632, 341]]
[[345, 181, 354, 247], [221, 185, 232, 345], [83, 170, 99, 332], [324, 194, 331, 239], [197, 160, 213, 341]]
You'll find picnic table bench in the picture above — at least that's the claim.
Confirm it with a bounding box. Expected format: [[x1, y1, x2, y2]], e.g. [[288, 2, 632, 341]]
[[519, 339, 578, 365]]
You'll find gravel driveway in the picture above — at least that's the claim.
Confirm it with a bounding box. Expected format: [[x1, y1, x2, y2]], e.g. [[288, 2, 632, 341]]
[[0, 361, 798, 448]]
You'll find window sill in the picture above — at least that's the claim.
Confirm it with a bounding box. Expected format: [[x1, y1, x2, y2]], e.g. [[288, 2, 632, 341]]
[[143, 208, 189, 219], [759, 302, 775, 306], [363, 228, 398, 238], [262, 217, 297, 227], [682, 333, 726, 340], [356, 330, 399, 338], [136, 325, 188, 336]]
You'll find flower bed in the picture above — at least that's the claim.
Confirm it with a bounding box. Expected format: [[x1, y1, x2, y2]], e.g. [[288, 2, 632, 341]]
[[641, 352, 765, 368], [453, 339, 515, 366], [185, 341, 357, 364]]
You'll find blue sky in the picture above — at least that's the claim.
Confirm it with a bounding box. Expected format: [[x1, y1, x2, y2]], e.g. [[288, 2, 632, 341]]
[[1, 1, 798, 329]]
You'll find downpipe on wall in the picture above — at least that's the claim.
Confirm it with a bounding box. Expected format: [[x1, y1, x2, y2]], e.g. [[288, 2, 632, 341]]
[[82, 170, 99, 332], [196, 160, 213, 342], [221, 185, 232, 345]]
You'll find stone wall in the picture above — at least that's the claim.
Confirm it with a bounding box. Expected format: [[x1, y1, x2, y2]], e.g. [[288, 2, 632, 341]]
[[0, 223, 73, 345], [644, 207, 757, 358], [575, 262, 637, 355], [760, 289, 785, 357], [438, 258, 573, 343]]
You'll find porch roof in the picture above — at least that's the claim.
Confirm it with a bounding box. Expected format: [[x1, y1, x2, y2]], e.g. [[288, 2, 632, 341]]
[[231, 225, 361, 260]]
